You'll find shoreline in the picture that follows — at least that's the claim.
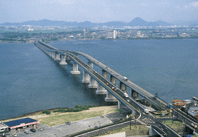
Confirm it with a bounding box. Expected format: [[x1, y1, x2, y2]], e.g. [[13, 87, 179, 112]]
[[2, 105, 119, 127], [1, 105, 113, 122], [0, 37, 198, 44]]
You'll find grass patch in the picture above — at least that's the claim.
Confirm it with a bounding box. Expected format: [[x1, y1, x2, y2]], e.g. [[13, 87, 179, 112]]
[[38, 111, 104, 126], [35, 106, 119, 126], [163, 120, 184, 129], [93, 125, 149, 137], [2, 106, 119, 127]]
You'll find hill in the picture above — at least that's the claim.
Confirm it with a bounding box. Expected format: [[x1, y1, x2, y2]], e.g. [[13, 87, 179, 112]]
[[0, 17, 171, 27]]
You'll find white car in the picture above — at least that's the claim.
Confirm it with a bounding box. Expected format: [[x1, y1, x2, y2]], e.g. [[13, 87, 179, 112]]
[[124, 93, 129, 98]]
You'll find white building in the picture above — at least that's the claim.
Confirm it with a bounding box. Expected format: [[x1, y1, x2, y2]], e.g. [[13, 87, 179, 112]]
[[180, 33, 190, 37], [0, 121, 9, 133], [136, 31, 142, 37], [84, 29, 90, 38], [188, 107, 198, 119], [107, 30, 117, 39]]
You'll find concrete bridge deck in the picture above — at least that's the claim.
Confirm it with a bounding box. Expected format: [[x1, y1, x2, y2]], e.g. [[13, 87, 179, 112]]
[[34, 40, 194, 137]]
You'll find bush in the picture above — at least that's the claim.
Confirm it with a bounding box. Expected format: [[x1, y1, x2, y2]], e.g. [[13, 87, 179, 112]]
[[42, 110, 51, 115], [73, 108, 82, 112], [75, 105, 81, 108], [53, 105, 92, 113], [81, 105, 89, 110], [67, 108, 73, 112]]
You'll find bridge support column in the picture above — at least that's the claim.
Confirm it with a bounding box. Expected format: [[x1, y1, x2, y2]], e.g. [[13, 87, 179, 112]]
[[118, 101, 126, 109], [82, 70, 90, 83], [120, 82, 127, 92], [59, 55, 67, 65], [50, 52, 55, 59], [71, 63, 80, 74], [132, 89, 139, 100], [88, 77, 97, 88], [148, 126, 161, 136], [118, 101, 121, 109], [96, 83, 107, 94], [87, 61, 97, 88], [110, 75, 117, 86], [102, 70, 108, 79], [105, 92, 117, 102], [88, 62, 93, 68], [55, 53, 60, 61]]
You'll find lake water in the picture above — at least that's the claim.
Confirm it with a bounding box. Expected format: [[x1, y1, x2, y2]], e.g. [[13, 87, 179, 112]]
[[0, 39, 198, 120]]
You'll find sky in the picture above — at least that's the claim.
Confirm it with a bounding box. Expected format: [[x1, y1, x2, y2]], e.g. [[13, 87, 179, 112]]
[[0, 0, 198, 24]]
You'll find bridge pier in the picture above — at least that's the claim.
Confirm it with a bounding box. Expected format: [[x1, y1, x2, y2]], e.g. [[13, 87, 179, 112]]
[[148, 126, 163, 137], [59, 55, 67, 65], [132, 89, 139, 100], [71, 63, 80, 74], [88, 62, 93, 68], [55, 53, 61, 61], [105, 92, 117, 102], [96, 83, 107, 94], [102, 70, 108, 78], [110, 75, 117, 86], [50, 52, 55, 59], [120, 82, 127, 92], [87, 61, 97, 88], [82, 70, 90, 83], [88, 77, 97, 88], [118, 101, 128, 109]]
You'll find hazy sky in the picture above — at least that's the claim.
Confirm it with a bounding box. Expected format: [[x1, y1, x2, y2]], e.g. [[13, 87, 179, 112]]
[[0, 0, 198, 24]]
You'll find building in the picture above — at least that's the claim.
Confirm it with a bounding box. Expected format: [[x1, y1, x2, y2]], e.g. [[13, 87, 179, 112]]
[[136, 31, 142, 37], [188, 107, 198, 119], [84, 29, 90, 38], [4, 118, 39, 130], [185, 101, 198, 119], [107, 30, 117, 39], [180, 33, 190, 37], [0, 121, 9, 133], [183, 99, 192, 105], [172, 100, 186, 108]]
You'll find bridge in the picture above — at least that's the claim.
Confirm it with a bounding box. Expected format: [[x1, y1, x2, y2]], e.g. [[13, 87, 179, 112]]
[[34, 41, 197, 136]]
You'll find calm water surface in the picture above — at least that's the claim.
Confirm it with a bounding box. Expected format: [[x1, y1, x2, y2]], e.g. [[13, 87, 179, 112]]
[[0, 39, 198, 120]]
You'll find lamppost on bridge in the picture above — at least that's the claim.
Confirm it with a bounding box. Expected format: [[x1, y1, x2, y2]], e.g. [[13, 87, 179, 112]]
[[129, 115, 133, 130]]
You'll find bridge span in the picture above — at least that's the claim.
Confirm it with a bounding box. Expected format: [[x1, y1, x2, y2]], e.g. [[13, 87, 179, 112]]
[[33, 40, 198, 136]]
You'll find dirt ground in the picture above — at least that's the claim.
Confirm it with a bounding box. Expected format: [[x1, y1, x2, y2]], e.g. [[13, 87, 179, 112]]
[[29, 105, 118, 120], [2, 105, 118, 124]]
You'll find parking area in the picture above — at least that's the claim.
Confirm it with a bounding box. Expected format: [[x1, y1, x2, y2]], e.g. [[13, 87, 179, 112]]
[[2, 112, 124, 137]]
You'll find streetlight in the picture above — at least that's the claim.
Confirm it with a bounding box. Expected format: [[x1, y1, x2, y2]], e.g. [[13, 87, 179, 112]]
[[129, 115, 132, 130], [98, 121, 100, 134], [98, 121, 100, 127]]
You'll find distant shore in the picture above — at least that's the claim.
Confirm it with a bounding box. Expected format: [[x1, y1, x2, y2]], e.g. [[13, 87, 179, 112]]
[[1, 37, 198, 44]]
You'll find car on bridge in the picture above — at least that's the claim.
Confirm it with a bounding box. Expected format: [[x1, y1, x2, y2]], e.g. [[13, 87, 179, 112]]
[[111, 87, 117, 91], [123, 77, 128, 81], [124, 92, 129, 98]]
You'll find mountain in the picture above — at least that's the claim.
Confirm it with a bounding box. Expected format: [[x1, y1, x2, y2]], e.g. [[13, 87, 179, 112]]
[[127, 17, 171, 26], [0, 17, 171, 27], [127, 17, 157, 26]]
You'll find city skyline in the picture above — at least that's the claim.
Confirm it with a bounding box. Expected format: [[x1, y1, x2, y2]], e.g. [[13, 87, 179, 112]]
[[0, 0, 198, 24]]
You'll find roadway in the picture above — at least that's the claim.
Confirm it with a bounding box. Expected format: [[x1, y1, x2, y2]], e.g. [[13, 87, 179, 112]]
[[65, 51, 181, 137], [67, 50, 168, 109], [35, 41, 185, 136], [66, 50, 198, 132]]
